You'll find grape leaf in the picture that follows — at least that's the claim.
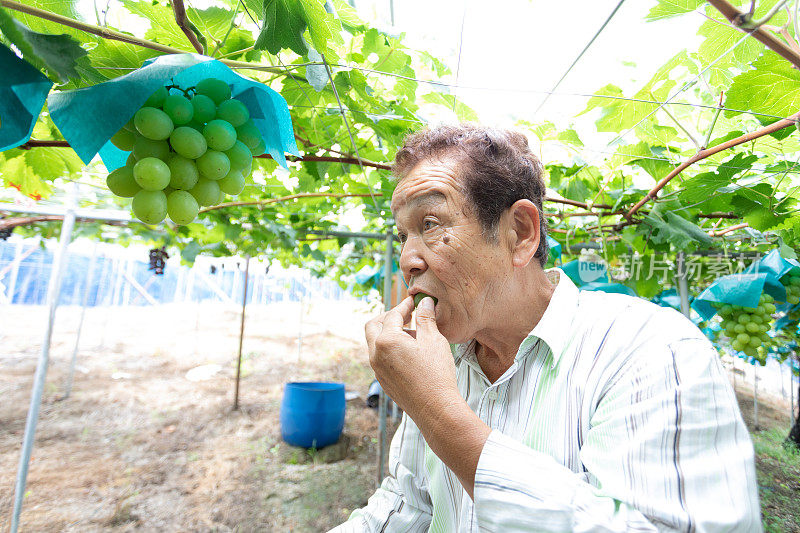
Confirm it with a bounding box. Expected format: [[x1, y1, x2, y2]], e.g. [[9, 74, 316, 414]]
[[256, 0, 309, 56], [305, 48, 329, 91], [255, 0, 342, 59], [0, 7, 94, 83], [697, 15, 763, 74], [646, 0, 704, 21], [726, 51, 800, 121]]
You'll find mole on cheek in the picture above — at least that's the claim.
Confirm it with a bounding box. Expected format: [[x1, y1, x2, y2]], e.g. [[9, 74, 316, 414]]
[[443, 235, 450, 244]]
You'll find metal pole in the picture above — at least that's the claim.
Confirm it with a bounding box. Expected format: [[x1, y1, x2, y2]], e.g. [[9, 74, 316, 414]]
[[378, 227, 393, 485], [754, 365, 759, 430], [676, 252, 691, 319], [63, 244, 99, 399], [5, 240, 23, 303], [233, 256, 250, 411], [11, 184, 78, 533]]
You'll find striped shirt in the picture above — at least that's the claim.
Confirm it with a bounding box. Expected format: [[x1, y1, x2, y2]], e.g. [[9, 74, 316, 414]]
[[331, 269, 761, 532]]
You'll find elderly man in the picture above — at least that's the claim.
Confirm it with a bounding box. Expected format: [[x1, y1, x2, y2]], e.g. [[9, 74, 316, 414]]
[[331, 124, 760, 532]]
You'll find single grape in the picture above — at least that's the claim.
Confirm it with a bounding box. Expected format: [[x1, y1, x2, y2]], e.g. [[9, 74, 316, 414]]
[[734, 323, 746, 334], [250, 137, 266, 157], [218, 168, 245, 195], [133, 137, 170, 161], [190, 94, 216, 123], [167, 190, 200, 225], [133, 157, 171, 191], [196, 78, 231, 104], [235, 119, 261, 150], [204, 119, 237, 151], [189, 178, 221, 206], [163, 94, 194, 125], [106, 166, 141, 197], [132, 190, 168, 224], [170, 127, 208, 159], [225, 140, 253, 172], [737, 314, 750, 325], [736, 333, 750, 345], [196, 150, 230, 180], [110, 128, 136, 151], [731, 339, 744, 352], [216, 99, 249, 127], [144, 86, 168, 108], [748, 336, 761, 348], [743, 346, 757, 358], [745, 322, 759, 333], [167, 155, 199, 190], [134, 107, 174, 140]]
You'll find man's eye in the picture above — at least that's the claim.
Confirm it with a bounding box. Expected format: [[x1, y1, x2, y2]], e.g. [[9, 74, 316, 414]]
[[397, 233, 407, 243], [423, 220, 436, 231]]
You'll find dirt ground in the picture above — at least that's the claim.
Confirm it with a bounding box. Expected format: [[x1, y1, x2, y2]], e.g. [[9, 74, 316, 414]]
[[1, 301, 798, 531], [1, 301, 400, 532]]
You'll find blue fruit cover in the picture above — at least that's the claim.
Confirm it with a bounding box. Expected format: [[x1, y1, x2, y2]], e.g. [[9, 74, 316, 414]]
[[580, 281, 637, 296], [0, 44, 53, 151], [743, 249, 800, 301], [652, 288, 683, 310], [561, 259, 609, 287], [691, 272, 768, 320], [47, 53, 298, 171], [546, 235, 561, 265]]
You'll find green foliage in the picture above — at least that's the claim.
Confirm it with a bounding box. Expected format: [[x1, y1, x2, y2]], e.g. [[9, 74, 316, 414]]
[[646, 0, 704, 21], [2, 0, 800, 308], [726, 51, 800, 122], [0, 6, 94, 82]]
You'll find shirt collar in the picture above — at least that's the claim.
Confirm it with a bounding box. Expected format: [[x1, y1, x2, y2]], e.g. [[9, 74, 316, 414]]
[[525, 267, 579, 367], [453, 267, 579, 368]]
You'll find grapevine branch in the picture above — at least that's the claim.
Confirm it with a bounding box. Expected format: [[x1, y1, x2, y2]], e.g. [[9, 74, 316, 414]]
[[624, 110, 800, 221], [709, 222, 749, 236], [17, 139, 392, 171], [171, 0, 204, 54], [0, 0, 284, 74], [16, 140, 604, 210], [199, 193, 378, 213], [0, 216, 62, 231], [707, 0, 800, 69]]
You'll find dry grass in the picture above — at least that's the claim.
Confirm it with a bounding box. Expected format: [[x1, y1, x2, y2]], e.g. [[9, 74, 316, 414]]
[[0, 301, 398, 532]]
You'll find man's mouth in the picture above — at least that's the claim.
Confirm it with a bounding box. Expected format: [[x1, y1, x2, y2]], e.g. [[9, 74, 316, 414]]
[[412, 292, 438, 307]]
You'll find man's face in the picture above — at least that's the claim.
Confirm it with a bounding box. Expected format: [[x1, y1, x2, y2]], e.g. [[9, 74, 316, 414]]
[[391, 158, 512, 343]]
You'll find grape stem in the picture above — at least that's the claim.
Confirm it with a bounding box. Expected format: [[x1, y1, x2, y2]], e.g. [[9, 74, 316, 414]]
[[171, 0, 205, 54], [164, 83, 194, 98]]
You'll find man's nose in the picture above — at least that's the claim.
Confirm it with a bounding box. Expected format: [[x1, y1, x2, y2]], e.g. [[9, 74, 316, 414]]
[[399, 235, 427, 280]]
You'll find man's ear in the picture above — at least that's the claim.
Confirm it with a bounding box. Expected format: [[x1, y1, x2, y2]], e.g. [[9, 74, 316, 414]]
[[506, 199, 541, 268]]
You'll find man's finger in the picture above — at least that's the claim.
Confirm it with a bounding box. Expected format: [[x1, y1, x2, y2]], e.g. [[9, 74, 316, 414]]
[[415, 296, 439, 336], [365, 318, 383, 352], [381, 296, 415, 330]]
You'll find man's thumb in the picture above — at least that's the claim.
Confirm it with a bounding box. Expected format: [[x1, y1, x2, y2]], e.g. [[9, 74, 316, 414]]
[[415, 296, 437, 331]]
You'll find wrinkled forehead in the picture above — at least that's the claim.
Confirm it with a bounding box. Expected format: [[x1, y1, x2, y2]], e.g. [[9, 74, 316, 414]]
[[390, 158, 467, 213]]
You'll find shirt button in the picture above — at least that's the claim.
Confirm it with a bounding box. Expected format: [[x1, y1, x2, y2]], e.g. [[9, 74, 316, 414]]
[[487, 389, 498, 400]]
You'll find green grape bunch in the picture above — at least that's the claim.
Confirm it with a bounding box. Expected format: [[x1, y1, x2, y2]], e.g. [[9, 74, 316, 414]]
[[106, 78, 267, 225], [781, 271, 800, 305], [714, 293, 777, 364]]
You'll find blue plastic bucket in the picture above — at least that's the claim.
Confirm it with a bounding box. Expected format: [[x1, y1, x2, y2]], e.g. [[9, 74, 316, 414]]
[[280, 382, 346, 448]]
